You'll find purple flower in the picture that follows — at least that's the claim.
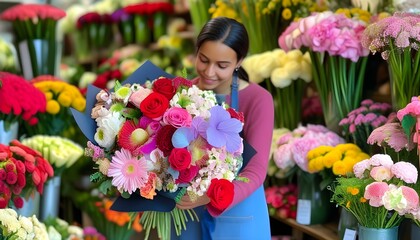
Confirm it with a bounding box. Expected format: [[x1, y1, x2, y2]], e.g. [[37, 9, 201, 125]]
[[172, 117, 207, 148], [206, 105, 243, 153]]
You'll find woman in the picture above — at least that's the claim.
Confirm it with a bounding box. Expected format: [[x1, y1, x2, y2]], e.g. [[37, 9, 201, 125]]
[[172, 17, 274, 239]]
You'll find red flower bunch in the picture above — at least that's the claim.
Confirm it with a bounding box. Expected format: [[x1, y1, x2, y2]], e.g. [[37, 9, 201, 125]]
[[123, 2, 174, 15], [265, 183, 298, 219], [0, 140, 54, 209], [0, 3, 65, 21], [0, 72, 46, 130], [76, 12, 114, 51]]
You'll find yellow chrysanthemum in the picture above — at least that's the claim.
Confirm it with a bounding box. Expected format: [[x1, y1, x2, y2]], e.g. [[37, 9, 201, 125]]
[[335, 143, 361, 153], [282, 8, 292, 20], [332, 160, 347, 176], [323, 149, 341, 168], [282, 0, 291, 7], [46, 100, 60, 115], [44, 92, 53, 100], [307, 145, 333, 159], [50, 81, 66, 94], [71, 98, 86, 112], [57, 92, 72, 107]]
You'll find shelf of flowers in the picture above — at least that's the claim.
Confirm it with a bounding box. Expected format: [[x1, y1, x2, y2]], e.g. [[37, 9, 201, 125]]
[[273, 216, 339, 240]]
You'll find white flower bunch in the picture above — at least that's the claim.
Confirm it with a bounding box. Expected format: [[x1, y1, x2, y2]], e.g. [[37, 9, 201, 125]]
[[21, 135, 84, 173], [0, 38, 17, 71], [0, 208, 48, 240], [242, 48, 312, 88]]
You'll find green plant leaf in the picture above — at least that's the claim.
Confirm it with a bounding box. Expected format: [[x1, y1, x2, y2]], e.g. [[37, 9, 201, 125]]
[[401, 114, 416, 138]]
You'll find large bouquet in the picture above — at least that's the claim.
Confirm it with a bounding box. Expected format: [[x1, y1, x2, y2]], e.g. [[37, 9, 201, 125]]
[[279, 10, 370, 132], [361, 12, 420, 110], [331, 153, 419, 228], [73, 61, 245, 239]]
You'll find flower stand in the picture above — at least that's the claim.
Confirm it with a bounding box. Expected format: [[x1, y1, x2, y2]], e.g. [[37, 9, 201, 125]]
[[0, 121, 18, 145], [40, 175, 62, 221]]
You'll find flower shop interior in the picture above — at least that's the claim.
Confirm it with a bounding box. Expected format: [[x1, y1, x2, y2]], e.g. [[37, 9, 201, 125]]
[[1, 0, 420, 239]]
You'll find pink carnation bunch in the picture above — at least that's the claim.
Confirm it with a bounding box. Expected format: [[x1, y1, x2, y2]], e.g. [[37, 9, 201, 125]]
[[265, 183, 298, 219], [273, 124, 345, 172], [279, 11, 369, 62], [339, 99, 391, 153]]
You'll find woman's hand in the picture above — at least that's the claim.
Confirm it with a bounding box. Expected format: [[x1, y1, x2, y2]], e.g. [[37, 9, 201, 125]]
[[176, 194, 210, 210]]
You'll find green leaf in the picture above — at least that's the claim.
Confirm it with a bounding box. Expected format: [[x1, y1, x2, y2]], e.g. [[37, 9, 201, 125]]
[[121, 191, 131, 198], [90, 172, 104, 182], [114, 80, 122, 92], [122, 107, 141, 119], [401, 114, 416, 138], [99, 179, 113, 194]]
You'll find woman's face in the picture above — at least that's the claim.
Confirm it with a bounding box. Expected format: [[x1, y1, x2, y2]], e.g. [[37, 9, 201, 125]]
[[195, 40, 240, 94]]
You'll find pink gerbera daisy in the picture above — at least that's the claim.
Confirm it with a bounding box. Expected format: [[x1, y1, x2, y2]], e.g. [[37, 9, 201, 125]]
[[107, 148, 148, 194]]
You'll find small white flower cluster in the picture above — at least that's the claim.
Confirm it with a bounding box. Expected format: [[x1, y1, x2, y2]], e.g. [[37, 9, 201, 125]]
[[0, 208, 49, 240], [170, 85, 218, 119]]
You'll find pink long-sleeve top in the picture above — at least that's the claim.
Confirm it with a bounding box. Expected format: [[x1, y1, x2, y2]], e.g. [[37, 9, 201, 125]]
[[207, 82, 275, 216]]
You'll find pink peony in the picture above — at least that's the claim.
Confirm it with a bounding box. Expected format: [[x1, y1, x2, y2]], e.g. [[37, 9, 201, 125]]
[[353, 159, 371, 178], [364, 182, 389, 207], [391, 161, 418, 184], [370, 166, 393, 182]]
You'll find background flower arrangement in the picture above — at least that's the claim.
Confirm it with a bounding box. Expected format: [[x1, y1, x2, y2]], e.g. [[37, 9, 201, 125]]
[[339, 99, 392, 154], [0, 208, 49, 239], [265, 183, 298, 220], [0, 3, 66, 79], [242, 48, 312, 129], [0, 140, 54, 210], [0, 72, 46, 133], [361, 12, 420, 111], [0, 39, 18, 74], [23, 75, 86, 138], [278, 10, 371, 133], [331, 153, 419, 229]]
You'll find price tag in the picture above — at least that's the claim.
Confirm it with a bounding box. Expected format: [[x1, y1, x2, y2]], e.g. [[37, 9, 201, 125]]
[[296, 199, 311, 225], [343, 229, 357, 240]]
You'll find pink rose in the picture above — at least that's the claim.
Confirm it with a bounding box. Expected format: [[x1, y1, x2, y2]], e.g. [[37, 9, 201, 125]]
[[162, 107, 192, 128], [129, 87, 152, 108]]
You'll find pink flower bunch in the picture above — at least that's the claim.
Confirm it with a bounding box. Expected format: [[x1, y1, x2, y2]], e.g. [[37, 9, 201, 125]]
[[0, 3, 66, 21], [265, 183, 298, 219], [0, 72, 46, 130], [367, 113, 417, 153], [396, 96, 420, 151], [339, 99, 391, 153], [273, 124, 345, 172], [0, 140, 54, 209], [353, 154, 419, 216], [279, 11, 369, 62], [361, 12, 420, 60]]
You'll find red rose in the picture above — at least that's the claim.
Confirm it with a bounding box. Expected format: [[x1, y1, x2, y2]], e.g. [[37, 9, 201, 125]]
[[206, 178, 234, 211], [168, 148, 191, 171], [140, 92, 169, 119], [153, 78, 176, 100], [227, 108, 244, 124], [156, 125, 176, 156], [176, 165, 199, 184]]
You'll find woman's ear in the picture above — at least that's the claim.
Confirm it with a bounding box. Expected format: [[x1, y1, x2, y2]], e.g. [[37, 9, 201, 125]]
[[236, 59, 244, 69]]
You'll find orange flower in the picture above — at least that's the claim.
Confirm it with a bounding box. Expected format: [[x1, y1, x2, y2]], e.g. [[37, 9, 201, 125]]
[[103, 199, 131, 226]]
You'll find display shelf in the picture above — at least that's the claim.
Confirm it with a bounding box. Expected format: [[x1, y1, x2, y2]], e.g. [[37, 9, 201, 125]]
[[273, 216, 339, 240]]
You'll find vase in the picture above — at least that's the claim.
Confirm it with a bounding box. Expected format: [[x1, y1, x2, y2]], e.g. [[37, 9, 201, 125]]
[[40, 175, 61, 220], [338, 207, 358, 240], [17, 39, 62, 80], [358, 225, 399, 240], [296, 170, 331, 225], [14, 191, 40, 217], [0, 120, 18, 145]]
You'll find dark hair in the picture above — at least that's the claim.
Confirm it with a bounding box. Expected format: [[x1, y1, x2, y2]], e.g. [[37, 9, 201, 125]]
[[196, 17, 249, 81]]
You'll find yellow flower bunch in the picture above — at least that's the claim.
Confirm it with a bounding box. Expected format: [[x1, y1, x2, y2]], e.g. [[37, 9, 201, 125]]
[[281, 0, 321, 22], [24, 77, 86, 137], [307, 143, 370, 176], [33, 80, 86, 114], [209, 0, 240, 21], [335, 7, 371, 23]]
